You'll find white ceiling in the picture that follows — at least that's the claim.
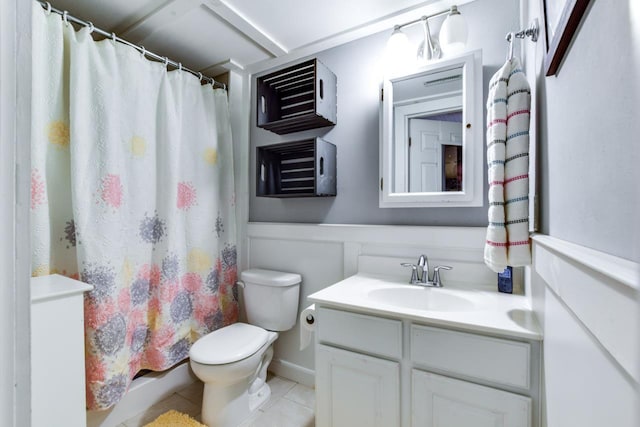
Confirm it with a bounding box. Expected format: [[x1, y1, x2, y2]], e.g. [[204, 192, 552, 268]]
[[45, 0, 472, 77]]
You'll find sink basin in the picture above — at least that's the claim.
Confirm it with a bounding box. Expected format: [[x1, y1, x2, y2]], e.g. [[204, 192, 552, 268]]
[[367, 287, 476, 312]]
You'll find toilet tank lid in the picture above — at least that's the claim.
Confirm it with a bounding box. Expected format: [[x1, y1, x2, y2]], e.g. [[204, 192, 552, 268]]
[[240, 269, 301, 287], [189, 323, 269, 364]]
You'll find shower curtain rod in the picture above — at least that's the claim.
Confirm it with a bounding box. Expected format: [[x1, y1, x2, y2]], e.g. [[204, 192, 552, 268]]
[[36, 1, 226, 90]]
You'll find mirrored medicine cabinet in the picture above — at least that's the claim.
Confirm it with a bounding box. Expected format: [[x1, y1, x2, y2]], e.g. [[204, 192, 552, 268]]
[[379, 50, 483, 208]]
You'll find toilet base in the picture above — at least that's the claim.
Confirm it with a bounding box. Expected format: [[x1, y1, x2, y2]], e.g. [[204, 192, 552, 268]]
[[202, 380, 250, 427], [198, 335, 277, 427], [248, 381, 271, 412], [247, 343, 273, 412], [200, 367, 272, 427]]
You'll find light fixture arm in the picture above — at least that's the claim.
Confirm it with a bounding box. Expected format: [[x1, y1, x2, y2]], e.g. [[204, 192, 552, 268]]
[[386, 4, 466, 71], [394, 8, 450, 32], [420, 17, 441, 61]]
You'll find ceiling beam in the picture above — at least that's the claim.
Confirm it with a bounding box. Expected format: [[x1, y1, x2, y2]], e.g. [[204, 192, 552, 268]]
[[201, 0, 287, 57], [200, 58, 245, 76], [118, 0, 287, 60], [118, 0, 204, 43]]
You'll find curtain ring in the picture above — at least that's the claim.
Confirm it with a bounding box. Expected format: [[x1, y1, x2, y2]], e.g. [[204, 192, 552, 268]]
[[139, 46, 146, 58], [178, 62, 182, 71], [164, 57, 169, 68], [86, 21, 94, 34], [62, 10, 69, 25], [111, 32, 117, 44], [44, 2, 52, 14], [198, 72, 203, 82]]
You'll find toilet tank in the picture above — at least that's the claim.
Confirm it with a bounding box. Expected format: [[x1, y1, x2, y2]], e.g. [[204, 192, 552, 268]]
[[240, 269, 301, 331]]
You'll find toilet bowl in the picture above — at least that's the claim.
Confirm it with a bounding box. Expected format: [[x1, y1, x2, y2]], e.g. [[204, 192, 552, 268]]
[[189, 269, 301, 427]]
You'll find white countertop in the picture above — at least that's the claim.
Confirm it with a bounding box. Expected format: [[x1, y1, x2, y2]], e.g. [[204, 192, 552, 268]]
[[31, 274, 93, 303], [308, 273, 542, 341]]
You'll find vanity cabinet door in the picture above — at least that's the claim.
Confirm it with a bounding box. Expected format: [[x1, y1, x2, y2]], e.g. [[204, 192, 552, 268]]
[[316, 344, 400, 427], [412, 370, 531, 427]]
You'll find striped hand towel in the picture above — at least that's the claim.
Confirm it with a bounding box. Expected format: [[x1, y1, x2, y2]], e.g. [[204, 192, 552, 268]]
[[484, 57, 531, 273]]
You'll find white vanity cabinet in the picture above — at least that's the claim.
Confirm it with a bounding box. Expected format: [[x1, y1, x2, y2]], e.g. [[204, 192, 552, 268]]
[[315, 307, 402, 427], [411, 325, 533, 427], [314, 306, 540, 427], [412, 371, 531, 427], [316, 345, 400, 427]]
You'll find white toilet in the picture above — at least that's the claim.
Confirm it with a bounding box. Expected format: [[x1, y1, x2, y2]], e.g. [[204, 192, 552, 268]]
[[189, 268, 301, 427]]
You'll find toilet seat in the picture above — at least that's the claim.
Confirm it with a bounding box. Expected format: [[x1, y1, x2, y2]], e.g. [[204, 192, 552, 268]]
[[190, 323, 269, 365]]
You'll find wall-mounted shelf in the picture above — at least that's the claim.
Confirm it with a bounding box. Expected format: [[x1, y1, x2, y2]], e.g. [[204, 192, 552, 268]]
[[257, 138, 336, 198], [257, 58, 337, 134]]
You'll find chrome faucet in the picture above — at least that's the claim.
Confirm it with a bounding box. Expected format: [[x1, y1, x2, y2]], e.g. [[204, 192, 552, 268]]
[[417, 254, 428, 283], [401, 255, 452, 287]]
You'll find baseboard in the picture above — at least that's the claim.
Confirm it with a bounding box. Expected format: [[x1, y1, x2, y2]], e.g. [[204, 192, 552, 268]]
[[269, 359, 315, 389], [86, 361, 197, 427]]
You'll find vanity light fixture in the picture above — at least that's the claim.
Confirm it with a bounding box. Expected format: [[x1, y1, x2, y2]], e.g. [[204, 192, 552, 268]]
[[387, 5, 468, 68], [439, 6, 468, 55]]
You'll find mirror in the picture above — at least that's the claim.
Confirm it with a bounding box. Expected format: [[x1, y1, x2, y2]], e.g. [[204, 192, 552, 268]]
[[380, 50, 483, 207]]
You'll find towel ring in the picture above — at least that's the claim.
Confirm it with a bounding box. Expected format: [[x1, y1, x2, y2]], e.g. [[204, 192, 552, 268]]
[[44, 2, 52, 14]]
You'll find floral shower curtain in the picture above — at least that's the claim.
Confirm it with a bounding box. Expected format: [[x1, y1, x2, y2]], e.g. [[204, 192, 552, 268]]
[[31, 6, 238, 410]]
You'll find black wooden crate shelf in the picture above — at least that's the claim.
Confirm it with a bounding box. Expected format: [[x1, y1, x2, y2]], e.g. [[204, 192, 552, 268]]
[[257, 138, 336, 198], [257, 58, 337, 135]]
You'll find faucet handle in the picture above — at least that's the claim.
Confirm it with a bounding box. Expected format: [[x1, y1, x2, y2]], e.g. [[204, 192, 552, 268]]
[[401, 263, 419, 284], [432, 265, 453, 287]]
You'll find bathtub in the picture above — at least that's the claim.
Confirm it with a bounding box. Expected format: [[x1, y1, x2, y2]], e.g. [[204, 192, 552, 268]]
[[86, 360, 197, 427]]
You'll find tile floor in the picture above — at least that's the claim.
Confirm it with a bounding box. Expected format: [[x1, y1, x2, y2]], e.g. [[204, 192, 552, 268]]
[[119, 374, 315, 427]]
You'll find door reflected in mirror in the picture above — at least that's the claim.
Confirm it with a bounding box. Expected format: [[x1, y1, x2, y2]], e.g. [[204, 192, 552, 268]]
[[393, 66, 463, 193], [380, 50, 482, 208], [407, 112, 462, 193]]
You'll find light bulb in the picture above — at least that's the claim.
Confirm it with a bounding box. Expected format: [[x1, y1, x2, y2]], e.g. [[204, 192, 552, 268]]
[[385, 26, 412, 75], [439, 6, 468, 55]]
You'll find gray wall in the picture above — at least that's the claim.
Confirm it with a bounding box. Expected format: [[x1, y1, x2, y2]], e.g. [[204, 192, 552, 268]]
[[250, 0, 519, 225], [524, 1, 640, 425], [533, 0, 639, 261]]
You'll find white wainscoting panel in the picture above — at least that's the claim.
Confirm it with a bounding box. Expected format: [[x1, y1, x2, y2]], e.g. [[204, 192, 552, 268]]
[[247, 222, 497, 386], [247, 232, 345, 386], [542, 288, 637, 427], [531, 235, 640, 427], [532, 235, 639, 381]]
